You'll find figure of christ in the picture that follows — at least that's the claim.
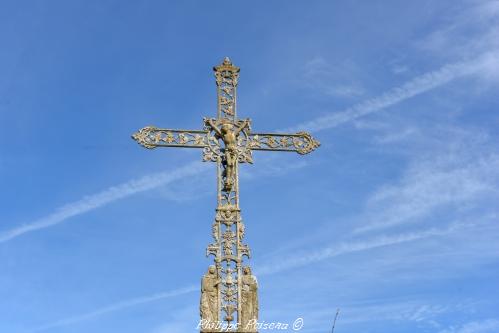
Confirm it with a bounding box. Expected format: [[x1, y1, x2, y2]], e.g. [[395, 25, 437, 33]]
[[206, 118, 250, 191]]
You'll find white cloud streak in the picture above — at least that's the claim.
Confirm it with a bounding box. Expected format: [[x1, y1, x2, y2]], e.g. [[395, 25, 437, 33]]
[[284, 51, 499, 133], [30, 285, 197, 332], [439, 319, 499, 333], [255, 223, 463, 276], [0, 162, 208, 243], [356, 152, 499, 233], [305, 301, 452, 327]]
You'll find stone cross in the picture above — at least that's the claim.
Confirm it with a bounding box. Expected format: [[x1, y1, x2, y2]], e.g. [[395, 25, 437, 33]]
[[132, 57, 319, 332]]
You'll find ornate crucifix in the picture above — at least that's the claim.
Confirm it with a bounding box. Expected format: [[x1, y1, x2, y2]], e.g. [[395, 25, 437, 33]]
[[132, 58, 319, 332]]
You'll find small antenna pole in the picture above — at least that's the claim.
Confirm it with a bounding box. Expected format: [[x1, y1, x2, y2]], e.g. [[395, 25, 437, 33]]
[[331, 308, 340, 333]]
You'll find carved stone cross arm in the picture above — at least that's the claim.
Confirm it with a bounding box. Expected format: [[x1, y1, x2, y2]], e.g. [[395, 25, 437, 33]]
[[131, 126, 213, 149], [248, 131, 320, 155]]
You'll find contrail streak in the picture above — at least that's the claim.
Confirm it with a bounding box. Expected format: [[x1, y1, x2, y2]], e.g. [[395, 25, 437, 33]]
[[284, 51, 498, 133], [0, 162, 208, 243], [254, 224, 462, 275]]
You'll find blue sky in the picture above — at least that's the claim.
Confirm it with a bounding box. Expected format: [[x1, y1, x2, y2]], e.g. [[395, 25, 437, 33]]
[[1, 0, 499, 332]]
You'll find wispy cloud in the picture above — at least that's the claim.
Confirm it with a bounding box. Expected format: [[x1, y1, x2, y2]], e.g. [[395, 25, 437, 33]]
[[285, 51, 499, 133], [0, 162, 208, 243], [282, 299, 476, 332], [359, 160, 499, 232], [417, 0, 499, 62], [312, 301, 451, 326], [439, 319, 499, 333], [255, 223, 464, 276], [355, 128, 499, 233], [30, 285, 197, 332]]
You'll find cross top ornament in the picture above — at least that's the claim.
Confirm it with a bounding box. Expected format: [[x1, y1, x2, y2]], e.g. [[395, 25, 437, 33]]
[[132, 57, 319, 332]]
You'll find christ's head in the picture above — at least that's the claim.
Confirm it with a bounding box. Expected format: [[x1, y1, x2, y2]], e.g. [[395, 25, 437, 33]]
[[221, 123, 233, 134]]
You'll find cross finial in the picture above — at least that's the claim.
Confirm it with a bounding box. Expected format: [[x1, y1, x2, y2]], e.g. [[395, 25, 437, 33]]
[[214, 57, 240, 74]]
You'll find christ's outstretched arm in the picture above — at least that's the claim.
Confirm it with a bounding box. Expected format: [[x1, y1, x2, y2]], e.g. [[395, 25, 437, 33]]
[[206, 118, 223, 137], [234, 118, 250, 136]]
